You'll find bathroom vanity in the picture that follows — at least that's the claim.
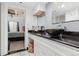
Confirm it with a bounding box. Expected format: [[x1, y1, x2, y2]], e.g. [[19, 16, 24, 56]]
[[29, 28, 79, 48], [29, 33, 79, 56]]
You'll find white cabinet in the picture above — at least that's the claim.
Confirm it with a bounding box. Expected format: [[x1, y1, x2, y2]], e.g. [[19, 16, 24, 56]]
[[29, 33, 79, 56]]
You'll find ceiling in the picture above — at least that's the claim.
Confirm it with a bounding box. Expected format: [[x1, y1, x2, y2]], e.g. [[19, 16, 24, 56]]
[[6, 2, 79, 16], [22, 2, 48, 10], [21, 2, 79, 16]]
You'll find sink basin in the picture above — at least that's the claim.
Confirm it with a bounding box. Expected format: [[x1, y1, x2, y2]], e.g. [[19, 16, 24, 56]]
[[46, 29, 64, 38]]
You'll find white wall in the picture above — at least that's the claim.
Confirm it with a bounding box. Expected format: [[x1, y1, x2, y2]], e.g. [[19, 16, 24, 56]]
[[45, 3, 54, 26], [25, 6, 37, 30], [0, 3, 1, 55], [37, 16, 46, 26], [24, 5, 38, 48], [62, 21, 79, 32]]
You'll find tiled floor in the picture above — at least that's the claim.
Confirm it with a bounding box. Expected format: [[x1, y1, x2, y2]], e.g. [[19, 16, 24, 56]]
[[7, 50, 34, 56], [9, 40, 24, 52]]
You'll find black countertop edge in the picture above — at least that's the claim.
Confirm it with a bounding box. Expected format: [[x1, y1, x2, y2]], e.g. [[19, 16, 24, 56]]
[[29, 33, 79, 49]]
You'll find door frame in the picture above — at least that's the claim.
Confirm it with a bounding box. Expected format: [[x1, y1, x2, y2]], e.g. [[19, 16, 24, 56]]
[[1, 3, 29, 55], [1, 3, 8, 55]]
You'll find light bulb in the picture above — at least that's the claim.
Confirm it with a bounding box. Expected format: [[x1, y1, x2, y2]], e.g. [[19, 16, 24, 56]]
[[61, 5, 64, 8]]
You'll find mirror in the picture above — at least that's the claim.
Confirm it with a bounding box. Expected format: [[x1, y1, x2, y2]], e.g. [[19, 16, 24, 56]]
[[52, 2, 79, 24], [8, 7, 26, 52]]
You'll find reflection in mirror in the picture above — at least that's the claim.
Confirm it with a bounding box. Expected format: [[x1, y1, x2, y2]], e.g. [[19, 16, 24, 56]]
[[8, 21, 19, 32], [52, 2, 79, 23], [7, 7, 26, 53], [52, 13, 65, 23], [55, 14, 65, 23]]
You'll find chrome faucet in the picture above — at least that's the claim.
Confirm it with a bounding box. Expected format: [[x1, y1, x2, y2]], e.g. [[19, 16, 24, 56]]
[[63, 26, 67, 31]]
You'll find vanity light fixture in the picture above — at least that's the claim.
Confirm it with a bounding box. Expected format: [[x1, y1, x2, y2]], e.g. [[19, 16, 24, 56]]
[[8, 9, 24, 18], [58, 4, 65, 8], [61, 4, 65, 8], [8, 9, 15, 18]]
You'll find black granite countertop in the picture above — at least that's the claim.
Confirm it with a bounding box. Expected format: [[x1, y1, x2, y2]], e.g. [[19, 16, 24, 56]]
[[29, 32, 79, 49]]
